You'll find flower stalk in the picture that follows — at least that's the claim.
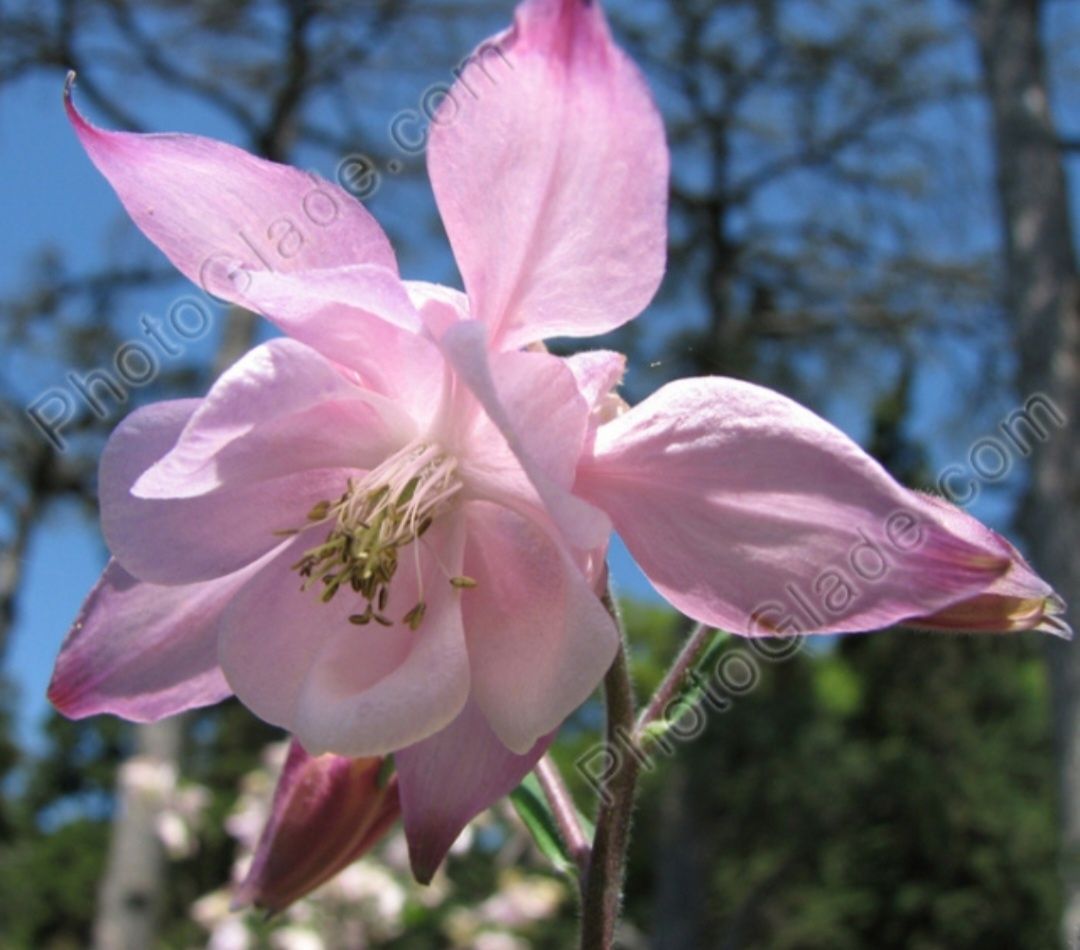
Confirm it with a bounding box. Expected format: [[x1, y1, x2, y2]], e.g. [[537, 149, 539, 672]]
[[535, 754, 591, 880], [634, 620, 716, 741], [580, 590, 639, 950]]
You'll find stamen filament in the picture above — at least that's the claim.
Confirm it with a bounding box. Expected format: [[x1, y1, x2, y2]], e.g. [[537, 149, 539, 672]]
[[290, 442, 464, 631]]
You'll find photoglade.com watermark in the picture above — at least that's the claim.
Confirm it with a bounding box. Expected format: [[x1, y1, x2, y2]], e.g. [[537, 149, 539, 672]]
[[575, 392, 1068, 804]]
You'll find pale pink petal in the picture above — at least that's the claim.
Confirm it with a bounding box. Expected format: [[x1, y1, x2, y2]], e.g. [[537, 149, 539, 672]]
[[230, 269, 446, 423], [233, 742, 400, 912], [463, 501, 617, 753], [220, 519, 470, 757], [133, 338, 409, 498], [428, 0, 668, 348], [396, 700, 551, 883], [577, 377, 1014, 635], [564, 349, 629, 434], [48, 558, 250, 721], [101, 400, 347, 584], [293, 517, 471, 757], [235, 264, 420, 341], [404, 280, 471, 321], [563, 350, 626, 412], [436, 320, 609, 551], [405, 279, 471, 342], [216, 527, 345, 733], [66, 76, 396, 304]]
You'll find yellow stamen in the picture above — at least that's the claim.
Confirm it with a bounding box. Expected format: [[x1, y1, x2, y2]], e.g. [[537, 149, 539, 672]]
[[290, 443, 463, 631]]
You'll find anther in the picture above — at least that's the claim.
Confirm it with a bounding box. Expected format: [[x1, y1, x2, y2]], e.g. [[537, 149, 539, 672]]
[[288, 443, 462, 632], [450, 576, 478, 589]]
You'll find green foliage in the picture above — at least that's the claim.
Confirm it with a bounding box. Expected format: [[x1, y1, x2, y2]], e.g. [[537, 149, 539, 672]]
[[620, 604, 1061, 949], [0, 817, 109, 950], [510, 774, 580, 877], [0, 707, 124, 949]]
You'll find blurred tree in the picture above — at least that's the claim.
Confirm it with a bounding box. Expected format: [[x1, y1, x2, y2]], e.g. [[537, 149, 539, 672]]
[[0, 709, 126, 948], [968, 2, 1080, 945], [608, 0, 1005, 423]]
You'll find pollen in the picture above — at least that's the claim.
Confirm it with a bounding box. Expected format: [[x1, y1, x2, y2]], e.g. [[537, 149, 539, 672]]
[[290, 443, 463, 629]]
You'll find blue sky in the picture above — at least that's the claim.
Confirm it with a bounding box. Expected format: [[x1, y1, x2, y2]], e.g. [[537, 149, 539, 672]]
[[3, 74, 119, 744]]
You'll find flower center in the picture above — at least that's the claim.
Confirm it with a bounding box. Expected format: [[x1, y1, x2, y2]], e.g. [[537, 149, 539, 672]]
[[290, 443, 465, 629]]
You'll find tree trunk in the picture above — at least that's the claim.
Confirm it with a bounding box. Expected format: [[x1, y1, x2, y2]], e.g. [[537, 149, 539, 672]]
[[650, 762, 708, 950], [93, 721, 181, 950], [0, 494, 38, 664], [971, 2, 1080, 946], [90, 305, 259, 948]]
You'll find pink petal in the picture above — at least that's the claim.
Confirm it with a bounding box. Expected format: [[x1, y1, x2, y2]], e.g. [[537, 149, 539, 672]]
[[396, 700, 551, 883], [463, 501, 617, 753], [215, 527, 343, 732], [577, 377, 1014, 635], [906, 496, 1071, 636], [234, 741, 400, 912], [436, 319, 609, 552], [238, 263, 420, 334], [563, 350, 626, 413], [404, 280, 471, 324], [404, 279, 472, 347], [48, 558, 246, 721], [427, 0, 668, 348], [230, 269, 447, 424], [233, 265, 434, 373], [220, 519, 471, 757], [133, 338, 408, 499], [101, 400, 346, 584], [65, 76, 396, 304]]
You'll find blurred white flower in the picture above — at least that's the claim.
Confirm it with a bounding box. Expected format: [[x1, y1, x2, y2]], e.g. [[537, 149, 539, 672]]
[[270, 926, 324, 950], [476, 871, 563, 928], [207, 917, 252, 950], [120, 756, 175, 800]]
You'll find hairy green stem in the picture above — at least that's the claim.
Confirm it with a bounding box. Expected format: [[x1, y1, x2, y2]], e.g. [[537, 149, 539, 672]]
[[580, 591, 639, 950]]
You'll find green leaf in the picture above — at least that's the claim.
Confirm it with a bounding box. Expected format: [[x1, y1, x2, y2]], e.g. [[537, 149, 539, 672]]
[[510, 773, 579, 876]]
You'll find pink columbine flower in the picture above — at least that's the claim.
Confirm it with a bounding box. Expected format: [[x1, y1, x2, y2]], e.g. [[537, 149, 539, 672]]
[[50, 0, 1067, 888]]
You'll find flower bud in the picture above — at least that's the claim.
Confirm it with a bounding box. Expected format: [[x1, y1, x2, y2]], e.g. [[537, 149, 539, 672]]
[[232, 740, 400, 913]]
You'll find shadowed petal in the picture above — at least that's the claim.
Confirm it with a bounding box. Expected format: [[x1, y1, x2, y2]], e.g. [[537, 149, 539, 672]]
[[463, 501, 617, 753], [577, 377, 1015, 636], [397, 700, 551, 883], [48, 558, 252, 721], [233, 741, 400, 913], [65, 75, 396, 304], [428, 0, 668, 348]]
